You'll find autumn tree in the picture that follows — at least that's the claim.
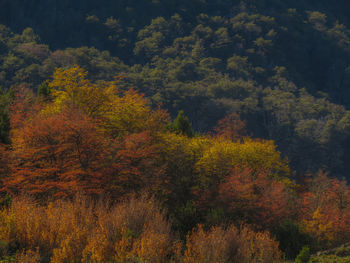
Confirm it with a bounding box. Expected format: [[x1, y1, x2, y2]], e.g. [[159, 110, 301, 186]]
[[195, 138, 290, 188], [217, 167, 294, 228], [214, 113, 246, 141], [6, 66, 170, 199], [47, 65, 114, 118], [156, 133, 211, 234], [7, 107, 108, 198], [193, 137, 291, 224], [47, 65, 168, 138], [9, 86, 37, 134], [104, 131, 165, 199], [300, 171, 350, 247]]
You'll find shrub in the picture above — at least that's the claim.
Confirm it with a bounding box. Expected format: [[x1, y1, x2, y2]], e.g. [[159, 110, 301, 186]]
[[295, 246, 311, 263], [0, 194, 178, 262], [184, 224, 282, 263]]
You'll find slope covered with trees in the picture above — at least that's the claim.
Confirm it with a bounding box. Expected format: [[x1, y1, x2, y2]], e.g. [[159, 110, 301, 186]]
[[1, 1, 350, 176], [0, 1, 350, 262], [0, 66, 349, 262]]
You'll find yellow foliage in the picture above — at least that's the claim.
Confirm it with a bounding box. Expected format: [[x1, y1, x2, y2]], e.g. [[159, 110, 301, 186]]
[[238, 226, 283, 263], [46, 65, 168, 138], [158, 133, 211, 163], [47, 66, 115, 118], [104, 89, 153, 137], [195, 137, 290, 185], [0, 208, 16, 247], [184, 224, 282, 263], [0, 194, 179, 262], [15, 248, 40, 263], [133, 230, 172, 263], [302, 208, 335, 242]]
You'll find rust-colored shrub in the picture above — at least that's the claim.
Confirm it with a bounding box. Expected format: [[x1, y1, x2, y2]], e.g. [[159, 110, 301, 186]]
[[184, 224, 282, 263], [82, 194, 176, 262], [0, 194, 177, 263], [15, 248, 40, 263], [184, 225, 239, 263]]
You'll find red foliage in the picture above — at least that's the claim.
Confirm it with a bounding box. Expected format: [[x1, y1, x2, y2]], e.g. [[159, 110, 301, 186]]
[[214, 113, 246, 141], [0, 144, 10, 189], [105, 131, 166, 198], [9, 87, 38, 132], [6, 107, 108, 198], [217, 167, 292, 228], [299, 171, 350, 243]]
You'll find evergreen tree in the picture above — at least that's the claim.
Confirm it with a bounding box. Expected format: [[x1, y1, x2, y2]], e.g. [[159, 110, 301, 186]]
[[168, 110, 194, 137]]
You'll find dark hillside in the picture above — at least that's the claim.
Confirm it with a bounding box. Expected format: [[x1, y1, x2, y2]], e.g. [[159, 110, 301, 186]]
[[1, 0, 350, 176]]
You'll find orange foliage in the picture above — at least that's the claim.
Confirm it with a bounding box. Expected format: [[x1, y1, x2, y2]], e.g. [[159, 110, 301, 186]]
[[217, 167, 293, 228], [299, 171, 350, 245], [7, 107, 108, 198], [214, 113, 247, 141], [0, 144, 9, 176], [5, 66, 170, 199], [105, 131, 166, 198], [184, 224, 282, 263], [9, 87, 38, 134], [15, 249, 41, 263], [0, 194, 177, 263], [47, 65, 169, 137]]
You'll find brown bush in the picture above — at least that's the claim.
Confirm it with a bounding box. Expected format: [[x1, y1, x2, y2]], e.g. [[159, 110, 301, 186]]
[[82, 194, 176, 262], [0, 194, 282, 263], [184, 224, 282, 263], [0, 194, 177, 263], [15, 248, 41, 263]]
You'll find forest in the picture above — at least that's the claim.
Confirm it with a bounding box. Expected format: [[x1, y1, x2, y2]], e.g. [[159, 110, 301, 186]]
[[0, 0, 350, 262]]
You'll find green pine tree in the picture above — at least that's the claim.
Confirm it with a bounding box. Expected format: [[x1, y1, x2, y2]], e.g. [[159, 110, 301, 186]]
[[168, 110, 194, 137]]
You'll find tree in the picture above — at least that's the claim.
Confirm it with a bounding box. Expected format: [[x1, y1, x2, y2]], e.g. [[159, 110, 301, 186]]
[[47, 66, 169, 138], [0, 144, 10, 189], [6, 66, 170, 199], [47, 65, 114, 119], [273, 221, 312, 260], [168, 110, 194, 137], [9, 86, 38, 134], [214, 113, 246, 141], [105, 131, 165, 198], [7, 107, 108, 198], [37, 81, 51, 100], [294, 246, 310, 263], [300, 171, 350, 247], [0, 91, 10, 144], [195, 138, 290, 189], [216, 167, 293, 228]]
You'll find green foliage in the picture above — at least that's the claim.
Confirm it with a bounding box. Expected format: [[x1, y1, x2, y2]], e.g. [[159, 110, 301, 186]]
[[309, 244, 350, 262], [0, 91, 10, 144], [295, 246, 311, 263], [274, 221, 313, 259], [168, 110, 194, 137], [0, 0, 350, 182], [2, 2, 350, 260], [0, 194, 11, 209], [37, 81, 51, 99], [172, 201, 198, 238], [0, 240, 8, 259]]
